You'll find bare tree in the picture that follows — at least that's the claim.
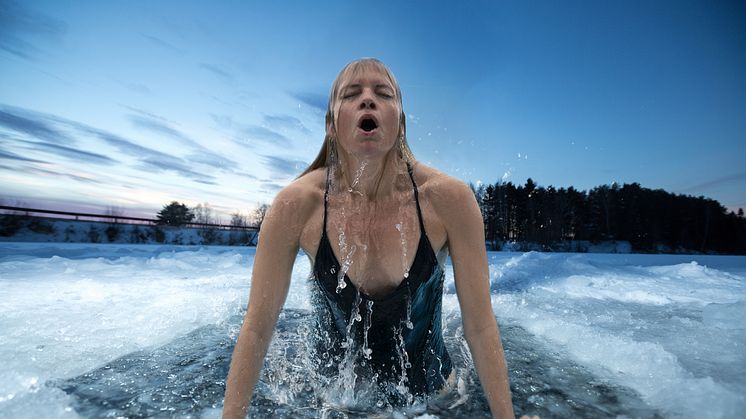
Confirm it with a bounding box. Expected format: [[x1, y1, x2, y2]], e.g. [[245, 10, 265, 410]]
[[228, 211, 251, 245], [251, 203, 270, 230], [106, 206, 124, 223], [230, 211, 249, 228], [192, 202, 215, 226]]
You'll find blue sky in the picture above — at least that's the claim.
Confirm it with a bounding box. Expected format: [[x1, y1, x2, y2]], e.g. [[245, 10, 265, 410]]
[[1, 0, 744, 220]]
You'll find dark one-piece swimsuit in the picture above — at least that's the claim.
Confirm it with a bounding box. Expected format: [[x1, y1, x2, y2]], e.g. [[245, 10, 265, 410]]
[[311, 163, 453, 398]]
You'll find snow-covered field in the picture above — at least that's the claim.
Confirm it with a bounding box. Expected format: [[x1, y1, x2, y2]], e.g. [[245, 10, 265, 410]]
[[0, 242, 744, 418]]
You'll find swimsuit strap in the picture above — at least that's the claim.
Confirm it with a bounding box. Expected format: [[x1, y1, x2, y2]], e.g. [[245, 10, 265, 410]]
[[406, 162, 427, 235], [322, 165, 331, 236]]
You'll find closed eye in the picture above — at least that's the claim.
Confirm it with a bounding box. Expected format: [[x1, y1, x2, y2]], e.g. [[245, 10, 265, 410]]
[[376, 88, 394, 98]]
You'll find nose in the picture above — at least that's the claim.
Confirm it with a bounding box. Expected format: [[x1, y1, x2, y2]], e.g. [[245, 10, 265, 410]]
[[358, 90, 376, 110]]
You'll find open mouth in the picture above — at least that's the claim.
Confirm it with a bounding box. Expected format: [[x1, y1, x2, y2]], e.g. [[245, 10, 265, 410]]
[[359, 118, 378, 132]]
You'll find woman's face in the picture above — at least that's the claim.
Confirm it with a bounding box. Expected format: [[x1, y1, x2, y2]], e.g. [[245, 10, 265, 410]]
[[332, 66, 401, 160]]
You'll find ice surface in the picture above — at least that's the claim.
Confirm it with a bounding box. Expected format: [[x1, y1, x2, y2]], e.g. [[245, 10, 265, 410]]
[[0, 243, 744, 418], [475, 251, 746, 418]]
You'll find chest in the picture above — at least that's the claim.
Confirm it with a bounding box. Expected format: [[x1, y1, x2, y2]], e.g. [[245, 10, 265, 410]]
[[300, 192, 447, 297]]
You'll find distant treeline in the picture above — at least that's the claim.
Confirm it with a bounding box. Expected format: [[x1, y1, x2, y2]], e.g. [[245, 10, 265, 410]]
[[471, 179, 746, 254]]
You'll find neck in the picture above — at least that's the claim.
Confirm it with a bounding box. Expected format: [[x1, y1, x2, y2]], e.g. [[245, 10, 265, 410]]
[[335, 150, 407, 199]]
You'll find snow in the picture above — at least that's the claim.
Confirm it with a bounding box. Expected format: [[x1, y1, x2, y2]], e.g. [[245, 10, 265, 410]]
[[0, 243, 744, 418], [499, 240, 634, 253]]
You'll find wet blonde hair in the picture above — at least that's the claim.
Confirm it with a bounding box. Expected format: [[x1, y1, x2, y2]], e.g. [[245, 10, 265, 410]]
[[299, 58, 414, 178]]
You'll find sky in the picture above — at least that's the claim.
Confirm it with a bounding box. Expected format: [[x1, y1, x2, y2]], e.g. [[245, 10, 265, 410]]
[[1, 0, 744, 221]]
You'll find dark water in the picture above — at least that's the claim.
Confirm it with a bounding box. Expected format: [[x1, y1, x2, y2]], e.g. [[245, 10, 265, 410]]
[[55, 309, 661, 418]]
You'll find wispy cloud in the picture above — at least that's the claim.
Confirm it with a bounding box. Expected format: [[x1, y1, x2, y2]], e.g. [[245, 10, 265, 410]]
[[678, 172, 746, 194], [259, 180, 285, 194], [239, 125, 292, 148], [72, 123, 174, 161], [199, 62, 234, 81], [0, 104, 173, 167], [290, 91, 328, 113], [0, 0, 66, 60], [235, 171, 258, 180], [25, 165, 102, 184], [126, 109, 239, 171], [0, 106, 73, 144], [0, 148, 48, 164], [1, 103, 235, 182], [16, 139, 118, 165], [138, 155, 217, 184], [128, 113, 205, 150], [115, 80, 152, 95], [261, 155, 307, 179], [186, 151, 238, 171], [210, 113, 233, 130], [264, 114, 311, 135], [140, 33, 182, 54]]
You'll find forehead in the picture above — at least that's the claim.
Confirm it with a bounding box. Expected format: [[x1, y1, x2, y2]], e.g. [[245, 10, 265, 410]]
[[337, 64, 395, 90]]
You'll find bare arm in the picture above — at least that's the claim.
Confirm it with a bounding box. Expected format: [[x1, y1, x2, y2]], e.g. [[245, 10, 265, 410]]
[[222, 187, 309, 419], [436, 180, 515, 419]]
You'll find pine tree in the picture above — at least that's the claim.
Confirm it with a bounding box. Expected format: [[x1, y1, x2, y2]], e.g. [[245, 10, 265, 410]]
[[156, 201, 195, 226]]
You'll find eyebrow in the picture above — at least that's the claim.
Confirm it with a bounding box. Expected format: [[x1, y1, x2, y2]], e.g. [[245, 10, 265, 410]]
[[342, 83, 394, 90]]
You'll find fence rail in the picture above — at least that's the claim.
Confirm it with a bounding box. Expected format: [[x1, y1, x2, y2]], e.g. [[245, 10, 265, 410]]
[[0, 205, 258, 231]]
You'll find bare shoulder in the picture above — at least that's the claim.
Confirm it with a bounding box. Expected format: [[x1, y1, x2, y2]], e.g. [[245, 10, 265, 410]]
[[411, 162, 477, 215], [410, 162, 484, 250], [275, 168, 324, 203], [266, 168, 325, 228]]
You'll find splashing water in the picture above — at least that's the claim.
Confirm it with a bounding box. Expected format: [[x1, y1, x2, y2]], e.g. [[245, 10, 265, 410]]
[[395, 221, 409, 280], [334, 206, 352, 293], [362, 300, 374, 360], [332, 159, 369, 293], [395, 323, 414, 405], [347, 159, 368, 195], [404, 295, 414, 331], [332, 291, 364, 404], [335, 244, 355, 294], [341, 291, 363, 350]]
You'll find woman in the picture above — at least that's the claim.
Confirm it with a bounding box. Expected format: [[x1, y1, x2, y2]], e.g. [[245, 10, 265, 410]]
[[223, 58, 520, 418]]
